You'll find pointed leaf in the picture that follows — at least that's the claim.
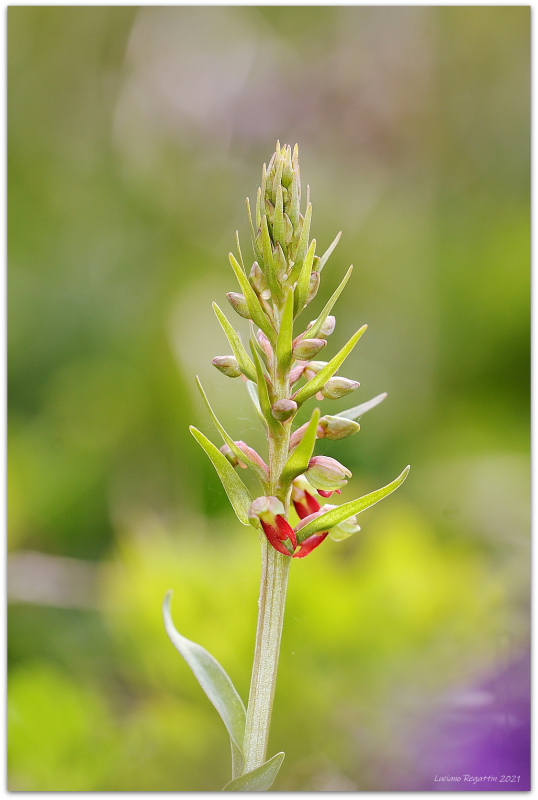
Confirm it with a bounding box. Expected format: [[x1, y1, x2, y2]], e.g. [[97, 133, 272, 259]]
[[235, 231, 246, 271], [246, 380, 265, 423], [273, 184, 285, 247], [189, 426, 252, 525], [196, 377, 268, 484], [228, 254, 275, 344], [296, 465, 410, 542], [288, 202, 312, 284], [222, 752, 285, 792], [293, 324, 368, 405], [260, 216, 283, 302], [336, 392, 387, 421], [164, 592, 246, 779], [307, 265, 353, 340], [275, 288, 295, 375], [246, 197, 262, 263], [279, 408, 320, 490], [213, 303, 257, 383], [250, 342, 282, 436], [318, 231, 341, 272], [294, 238, 316, 317]]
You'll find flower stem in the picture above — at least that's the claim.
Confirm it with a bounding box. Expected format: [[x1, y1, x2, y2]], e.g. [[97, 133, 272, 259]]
[[243, 540, 291, 772]]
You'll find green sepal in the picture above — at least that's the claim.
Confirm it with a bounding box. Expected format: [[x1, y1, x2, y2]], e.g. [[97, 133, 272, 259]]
[[260, 216, 284, 303], [213, 303, 257, 383], [336, 392, 387, 421], [228, 253, 275, 344], [296, 465, 411, 542], [249, 341, 283, 437], [318, 231, 341, 272], [164, 592, 247, 780], [189, 426, 253, 526], [222, 752, 285, 792], [288, 202, 312, 284], [196, 377, 269, 484], [307, 265, 353, 340], [279, 407, 320, 491], [275, 288, 295, 376], [293, 324, 368, 405]]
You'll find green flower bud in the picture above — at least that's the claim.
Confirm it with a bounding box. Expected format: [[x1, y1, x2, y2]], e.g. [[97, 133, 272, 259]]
[[212, 355, 242, 378], [292, 338, 327, 360], [318, 415, 360, 440], [272, 398, 297, 421], [226, 292, 251, 320], [321, 376, 360, 400]]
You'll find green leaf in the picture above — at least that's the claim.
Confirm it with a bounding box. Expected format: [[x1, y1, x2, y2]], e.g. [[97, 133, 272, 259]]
[[293, 238, 316, 317], [246, 380, 265, 424], [260, 216, 283, 302], [196, 377, 268, 484], [235, 231, 246, 271], [250, 342, 282, 437], [288, 202, 312, 284], [228, 254, 275, 345], [336, 392, 387, 421], [246, 197, 262, 263], [213, 303, 257, 383], [296, 465, 411, 542], [293, 324, 368, 405], [318, 230, 341, 272], [275, 288, 295, 375], [306, 265, 353, 340], [273, 184, 285, 247], [222, 752, 285, 792], [279, 408, 320, 490], [189, 426, 252, 526], [164, 592, 247, 780]]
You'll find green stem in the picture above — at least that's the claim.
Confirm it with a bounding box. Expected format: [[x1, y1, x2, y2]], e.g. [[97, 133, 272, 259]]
[[242, 541, 291, 772]]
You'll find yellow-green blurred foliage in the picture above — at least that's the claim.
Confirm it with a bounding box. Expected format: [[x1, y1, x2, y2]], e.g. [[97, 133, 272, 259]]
[[8, 6, 529, 791]]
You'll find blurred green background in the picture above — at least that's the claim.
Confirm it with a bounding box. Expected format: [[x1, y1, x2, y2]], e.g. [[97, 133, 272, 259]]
[[8, 6, 529, 791]]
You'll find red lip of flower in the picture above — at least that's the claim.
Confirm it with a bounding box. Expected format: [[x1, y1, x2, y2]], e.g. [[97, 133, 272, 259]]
[[249, 495, 332, 559]]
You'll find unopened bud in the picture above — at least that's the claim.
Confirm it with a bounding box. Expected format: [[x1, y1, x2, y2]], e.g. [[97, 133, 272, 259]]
[[234, 441, 269, 475], [306, 271, 320, 304], [273, 243, 287, 280], [303, 360, 328, 381], [226, 292, 251, 320], [318, 415, 360, 441], [321, 376, 360, 400], [257, 330, 273, 362], [220, 443, 245, 469], [308, 315, 336, 338], [212, 355, 242, 378], [292, 338, 327, 360], [250, 262, 271, 300], [272, 398, 297, 421], [290, 362, 307, 386], [305, 455, 352, 492]]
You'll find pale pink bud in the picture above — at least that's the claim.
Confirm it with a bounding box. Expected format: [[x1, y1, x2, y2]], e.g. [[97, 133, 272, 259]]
[[249, 261, 271, 300], [226, 292, 251, 320], [321, 376, 359, 400], [305, 456, 352, 491], [308, 315, 336, 338], [212, 355, 242, 378], [318, 415, 360, 440], [272, 399, 297, 421], [292, 338, 327, 360], [306, 271, 320, 304]]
